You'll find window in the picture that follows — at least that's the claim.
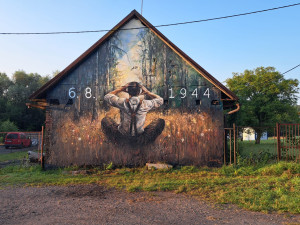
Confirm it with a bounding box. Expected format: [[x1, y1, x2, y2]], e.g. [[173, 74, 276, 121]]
[[7, 133, 18, 139]]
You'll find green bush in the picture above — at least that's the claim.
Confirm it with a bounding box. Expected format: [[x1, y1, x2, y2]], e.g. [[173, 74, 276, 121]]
[[0, 120, 19, 132]]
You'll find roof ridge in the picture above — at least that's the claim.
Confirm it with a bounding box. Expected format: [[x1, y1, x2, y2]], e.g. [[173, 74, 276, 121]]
[[30, 9, 238, 101]]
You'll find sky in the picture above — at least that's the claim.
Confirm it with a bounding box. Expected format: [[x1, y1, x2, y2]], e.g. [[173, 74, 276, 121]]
[[0, 0, 299, 102]]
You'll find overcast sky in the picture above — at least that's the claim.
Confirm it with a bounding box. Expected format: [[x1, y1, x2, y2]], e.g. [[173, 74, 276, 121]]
[[0, 0, 299, 102]]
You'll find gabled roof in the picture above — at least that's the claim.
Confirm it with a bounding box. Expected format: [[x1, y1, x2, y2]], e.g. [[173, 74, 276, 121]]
[[30, 9, 238, 101]]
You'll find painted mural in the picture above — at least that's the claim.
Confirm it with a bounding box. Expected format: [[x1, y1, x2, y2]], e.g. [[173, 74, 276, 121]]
[[45, 18, 224, 167]]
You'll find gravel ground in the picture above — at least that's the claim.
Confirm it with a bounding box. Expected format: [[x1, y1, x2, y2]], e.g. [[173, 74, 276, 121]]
[[0, 184, 299, 225]]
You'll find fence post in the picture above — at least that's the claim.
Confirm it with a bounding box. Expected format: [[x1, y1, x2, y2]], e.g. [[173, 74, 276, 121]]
[[233, 123, 236, 165], [41, 126, 44, 170], [229, 129, 232, 165], [276, 123, 281, 161], [223, 130, 226, 165]]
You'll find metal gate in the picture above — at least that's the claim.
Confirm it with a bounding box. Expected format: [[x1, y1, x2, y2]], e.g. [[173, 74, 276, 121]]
[[276, 123, 300, 162], [224, 123, 300, 165], [224, 124, 237, 165]]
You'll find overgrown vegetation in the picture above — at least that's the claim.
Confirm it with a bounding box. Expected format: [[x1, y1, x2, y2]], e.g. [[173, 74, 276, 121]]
[[0, 161, 299, 214], [237, 139, 277, 164]]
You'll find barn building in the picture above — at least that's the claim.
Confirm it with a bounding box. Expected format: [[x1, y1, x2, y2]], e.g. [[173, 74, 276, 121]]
[[29, 10, 239, 167]]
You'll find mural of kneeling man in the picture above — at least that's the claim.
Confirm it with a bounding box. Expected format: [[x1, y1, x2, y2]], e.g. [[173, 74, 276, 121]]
[[102, 82, 165, 146]]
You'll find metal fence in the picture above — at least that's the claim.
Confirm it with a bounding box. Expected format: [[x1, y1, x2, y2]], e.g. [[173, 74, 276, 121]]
[[0, 131, 43, 153], [0, 127, 45, 168], [224, 123, 300, 165], [277, 123, 300, 162], [224, 125, 236, 165]]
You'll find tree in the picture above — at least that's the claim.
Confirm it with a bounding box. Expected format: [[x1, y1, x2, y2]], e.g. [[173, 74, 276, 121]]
[[52, 70, 60, 78], [0, 120, 19, 132], [0, 120, 19, 143], [226, 66, 299, 144], [0, 73, 13, 122], [1, 70, 50, 131], [0, 72, 12, 96]]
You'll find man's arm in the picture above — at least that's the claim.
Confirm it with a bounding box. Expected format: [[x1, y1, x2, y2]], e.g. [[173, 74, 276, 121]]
[[104, 84, 129, 109], [140, 85, 163, 108], [140, 85, 160, 100]]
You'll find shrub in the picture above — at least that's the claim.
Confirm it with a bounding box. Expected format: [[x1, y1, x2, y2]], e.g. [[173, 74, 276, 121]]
[[0, 120, 19, 132]]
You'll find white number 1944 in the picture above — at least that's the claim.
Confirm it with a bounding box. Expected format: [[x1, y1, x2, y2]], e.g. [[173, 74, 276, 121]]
[[168, 88, 210, 99]]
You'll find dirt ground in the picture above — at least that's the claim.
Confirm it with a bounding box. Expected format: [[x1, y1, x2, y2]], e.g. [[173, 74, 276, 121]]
[[0, 184, 299, 225]]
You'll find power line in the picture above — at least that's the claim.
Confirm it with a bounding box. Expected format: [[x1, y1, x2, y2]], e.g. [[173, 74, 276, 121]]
[[156, 2, 300, 28], [1, 2, 300, 35], [282, 64, 300, 75]]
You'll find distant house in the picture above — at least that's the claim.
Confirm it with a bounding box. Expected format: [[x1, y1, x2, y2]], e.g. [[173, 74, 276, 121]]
[[242, 127, 267, 141], [29, 10, 238, 167]]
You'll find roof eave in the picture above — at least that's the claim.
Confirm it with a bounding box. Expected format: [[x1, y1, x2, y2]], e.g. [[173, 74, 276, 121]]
[[29, 10, 139, 100], [30, 9, 238, 101]]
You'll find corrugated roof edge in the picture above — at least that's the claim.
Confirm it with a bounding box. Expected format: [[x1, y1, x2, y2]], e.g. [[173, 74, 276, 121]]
[[29, 9, 238, 101]]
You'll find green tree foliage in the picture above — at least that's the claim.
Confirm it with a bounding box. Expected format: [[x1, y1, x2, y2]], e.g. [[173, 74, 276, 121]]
[[226, 67, 299, 144], [0, 73, 12, 122], [0, 120, 19, 132], [0, 70, 50, 131], [0, 73, 12, 95], [52, 70, 60, 78]]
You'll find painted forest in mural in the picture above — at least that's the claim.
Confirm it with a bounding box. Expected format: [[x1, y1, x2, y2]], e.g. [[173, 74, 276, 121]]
[[45, 18, 224, 167]]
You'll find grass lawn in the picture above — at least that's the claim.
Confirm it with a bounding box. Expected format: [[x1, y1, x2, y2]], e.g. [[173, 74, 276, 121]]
[[238, 139, 277, 158], [237, 138, 300, 162], [0, 151, 29, 162], [0, 161, 299, 214]]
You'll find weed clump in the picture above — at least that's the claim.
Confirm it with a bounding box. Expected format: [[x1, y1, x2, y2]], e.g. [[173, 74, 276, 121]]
[[258, 162, 300, 176]]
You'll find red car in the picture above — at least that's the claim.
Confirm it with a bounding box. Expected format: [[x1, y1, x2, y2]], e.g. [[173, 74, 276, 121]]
[[4, 132, 31, 149]]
